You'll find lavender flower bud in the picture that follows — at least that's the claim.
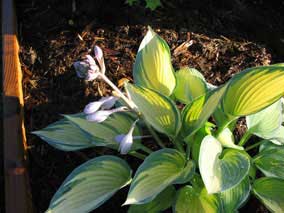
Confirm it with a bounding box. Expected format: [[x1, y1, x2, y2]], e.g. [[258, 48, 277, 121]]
[[115, 119, 138, 154]]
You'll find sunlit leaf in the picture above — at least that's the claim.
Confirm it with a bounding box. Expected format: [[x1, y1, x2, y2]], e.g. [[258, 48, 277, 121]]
[[182, 85, 228, 139], [253, 177, 284, 212], [174, 67, 207, 104], [174, 185, 223, 213], [124, 148, 195, 205], [199, 135, 250, 194], [222, 65, 284, 116], [126, 83, 181, 137], [46, 156, 132, 213], [133, 26, 175, 96]]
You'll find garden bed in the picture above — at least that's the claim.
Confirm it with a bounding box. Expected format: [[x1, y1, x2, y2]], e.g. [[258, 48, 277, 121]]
[[16, 0, 283, 212]]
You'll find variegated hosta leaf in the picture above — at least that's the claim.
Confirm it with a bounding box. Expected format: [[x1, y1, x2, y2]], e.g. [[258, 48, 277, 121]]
[[32, 118, 97, 151], [222, 65, 284, 116], [213, 105, 237, 129], [126, 83, 181, 137], [124, 148, 195, 205], [246, 99, 284, 144], [217, 128, 243, 150], [133, 27, 176, 96], [46, 156, 132, 213], [253, 177, 284, 212], [181, 85, 228, 139], [63, 112, 141, 149], [199, 135, 250, 194], [174, 185, 223, 213], [128, 186, 175, 213], [174, 67, 207, 104], [281, 98, 284, 121], [220, 176, 251, 212], [254, 144, 284, 179]]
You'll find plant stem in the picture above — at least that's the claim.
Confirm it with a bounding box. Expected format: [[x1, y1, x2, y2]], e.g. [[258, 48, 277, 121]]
[[245, 140, 265, 151], [129, 151, 146, 160], [98, 72, 137, 110], [238, 131, 252, 146], [139, 145, 153, 154], [172, 139, 185, 153], [144, 121, 166, 148]]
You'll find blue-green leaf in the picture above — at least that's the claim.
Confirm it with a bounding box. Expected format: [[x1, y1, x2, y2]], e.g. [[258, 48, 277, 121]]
[[246, 99, 284, 144], [254, 144, 284, 179], [133, 27, 175, 96], [32, 118, 97, 151], [124, 148, 195, 205], [253, 177, 284, 212], [63, 112, 141, 149], [46, 156, 132, 213], [220, 176, 251, 212], [199, 135, 250, 194], [128, 186, 175, 213]]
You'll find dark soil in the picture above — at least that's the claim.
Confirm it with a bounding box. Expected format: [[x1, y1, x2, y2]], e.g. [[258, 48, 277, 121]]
[[16, 0, 283, 212]]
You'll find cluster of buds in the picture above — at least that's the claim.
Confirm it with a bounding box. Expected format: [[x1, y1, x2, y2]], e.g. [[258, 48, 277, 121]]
[[73, 46, 140, 154]]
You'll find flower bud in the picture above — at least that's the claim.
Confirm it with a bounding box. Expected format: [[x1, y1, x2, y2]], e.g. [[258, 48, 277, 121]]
[[86, 106, 127, 123], [94, 45, 103, 60], [86, 110, 113, 123], [94, 46, 105, 75], [100, 96, 118, 109], [73, 55, 100, 81], [115, 120, 138, 154]]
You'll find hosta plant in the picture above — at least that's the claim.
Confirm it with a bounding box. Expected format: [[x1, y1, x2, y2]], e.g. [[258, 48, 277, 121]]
[[34, 27, 284, 213]]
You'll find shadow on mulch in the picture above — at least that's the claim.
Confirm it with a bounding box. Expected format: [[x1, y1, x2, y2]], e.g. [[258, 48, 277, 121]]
[[16, 0, 282, 212]]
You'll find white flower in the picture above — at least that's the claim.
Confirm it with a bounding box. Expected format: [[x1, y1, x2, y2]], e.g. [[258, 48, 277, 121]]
[[86, 106, 127, 123], [83, 96, 118, 114], [115, 120, 138, 154]]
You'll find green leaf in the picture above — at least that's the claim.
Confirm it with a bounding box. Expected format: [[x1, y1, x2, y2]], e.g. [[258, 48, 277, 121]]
[[222, 65, 284, 116], [174, 67, 208, 104], [216, 128, 244, 150], [32, 118, 97, 151], [174, 185, 223, 213], [124, 148, 195, 205], [181, 85, 228, 139], [199, 135, 250, 194], [191, 122, 214, 163], [253, 177, 284, 212], [145, 0, 161, 10], [63, 112, 141, 149], [220, 176, 251, 212], [133, 26, 176, 96], [46, 156, 132, 213], [128, 186, 175, 213], [254, 144, 284, 179], [126, 83, 181, 137], [126, 0, 139, 6], [246, 99, 284, 144]]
